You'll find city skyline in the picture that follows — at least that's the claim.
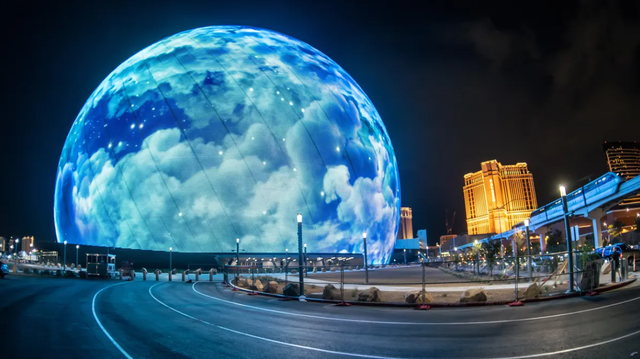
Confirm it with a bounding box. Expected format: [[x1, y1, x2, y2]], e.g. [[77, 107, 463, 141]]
[[2, 1, 640, 247]]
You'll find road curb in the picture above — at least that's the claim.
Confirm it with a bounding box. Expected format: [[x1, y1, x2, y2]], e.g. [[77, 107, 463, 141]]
[[225, 277, 638, 308]]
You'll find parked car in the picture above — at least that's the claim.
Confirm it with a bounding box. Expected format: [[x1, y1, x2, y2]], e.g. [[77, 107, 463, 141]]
[[598, 243, 640, 268]]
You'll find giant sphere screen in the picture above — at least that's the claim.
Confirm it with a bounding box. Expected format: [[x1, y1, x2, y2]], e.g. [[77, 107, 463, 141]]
[[54, 26, 400, 264]]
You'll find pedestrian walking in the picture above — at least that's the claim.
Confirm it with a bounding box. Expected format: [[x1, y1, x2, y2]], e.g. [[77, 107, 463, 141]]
[[612, 247, 622, 282]]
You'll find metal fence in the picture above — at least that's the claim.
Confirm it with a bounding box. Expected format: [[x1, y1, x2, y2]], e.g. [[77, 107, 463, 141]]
[[223, 251, 636, 304]]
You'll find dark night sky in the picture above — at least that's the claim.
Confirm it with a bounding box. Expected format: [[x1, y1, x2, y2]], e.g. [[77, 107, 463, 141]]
[[2, 0, 640, 246]]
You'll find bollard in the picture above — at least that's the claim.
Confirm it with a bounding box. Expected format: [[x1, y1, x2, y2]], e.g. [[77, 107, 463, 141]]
[[169, 272, 172, 282], [195, 271, 200, 282], [182, 272, 186, 282], [142, 268, 148, 281], [155, 270, 160, 281], [209, 269, 214, 281]]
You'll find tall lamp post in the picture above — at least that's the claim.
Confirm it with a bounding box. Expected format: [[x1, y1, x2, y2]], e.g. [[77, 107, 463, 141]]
[[63, 240, 67, 271], [403, 248, 407, 265], [297, 213, 304, 296], [236, 238, 240, 281], [560, 185, 575, 293], [169, 247, 173, 272], [437, 243, 441, 262], [474, 240, 480, 275], [363, 232, 369, 284], [303, 242, 308, 278], [75, 245, 79, 267], [15, 238, 20, 265], [524, 219, 532, 279]]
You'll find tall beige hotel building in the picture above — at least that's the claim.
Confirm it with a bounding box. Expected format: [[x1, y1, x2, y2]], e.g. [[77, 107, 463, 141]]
[[463, 160, 538, 235]]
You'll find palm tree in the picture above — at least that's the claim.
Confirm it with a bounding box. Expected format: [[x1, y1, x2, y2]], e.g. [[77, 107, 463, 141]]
[[483, 241, 500, 276], [608, 220, 624, 240]]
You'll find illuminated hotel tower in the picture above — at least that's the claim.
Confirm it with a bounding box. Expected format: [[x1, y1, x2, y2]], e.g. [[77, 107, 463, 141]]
[[603, 141, 640, 205], [398, 207, 414, 239], [463, 160, 537, 235]]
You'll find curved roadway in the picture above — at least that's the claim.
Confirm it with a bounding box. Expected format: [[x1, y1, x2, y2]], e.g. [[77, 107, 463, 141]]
[[2, 276, 640, 358]]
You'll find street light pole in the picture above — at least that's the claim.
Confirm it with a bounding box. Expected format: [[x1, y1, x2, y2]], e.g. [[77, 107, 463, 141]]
[[560, 185, 575, 293], [403, 248, 407, 265], [63, 240, 67, 271], [363, 232, 369, 284], [236, 238, 240, 281], [297, 213, 304, 296], [474, 240, 480, 275], [76, 245, 79, 267], [169, 247, 173, 272], [15, 238, 19, 265], [303, 242, 307, 278], [524, 219, 532, 280]]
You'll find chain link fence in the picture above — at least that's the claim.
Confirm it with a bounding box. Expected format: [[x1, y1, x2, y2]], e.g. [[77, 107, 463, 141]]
[[224, 250, 636, 304]]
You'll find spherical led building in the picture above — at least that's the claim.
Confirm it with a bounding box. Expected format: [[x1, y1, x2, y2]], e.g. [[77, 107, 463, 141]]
[[54, 26, 400, 264]]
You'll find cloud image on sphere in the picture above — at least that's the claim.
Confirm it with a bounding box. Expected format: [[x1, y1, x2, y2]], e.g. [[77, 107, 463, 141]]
[[54, 26, 400, 264]]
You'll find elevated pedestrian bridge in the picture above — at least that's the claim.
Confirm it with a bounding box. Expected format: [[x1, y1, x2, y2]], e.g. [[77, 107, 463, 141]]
[[456, 172, 640, 250]]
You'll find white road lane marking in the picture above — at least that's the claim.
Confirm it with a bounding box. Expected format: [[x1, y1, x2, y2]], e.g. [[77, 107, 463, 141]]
[[193, 281, 640, 326], [92, 282, 134, 359], [149, 282, 640, 359], [148, 283, 402, 359]]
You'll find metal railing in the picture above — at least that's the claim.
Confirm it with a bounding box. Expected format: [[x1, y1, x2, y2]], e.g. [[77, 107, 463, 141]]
[[223, 252, 636, 304]]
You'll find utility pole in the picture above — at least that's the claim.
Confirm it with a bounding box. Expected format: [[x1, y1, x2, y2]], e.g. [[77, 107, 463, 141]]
[[363, 232, 369, 284], [560, 186, 575, 293], [297, 213, 304, 297]]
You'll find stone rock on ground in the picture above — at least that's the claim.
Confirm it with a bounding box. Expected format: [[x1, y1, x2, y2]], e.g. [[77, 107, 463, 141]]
[[523, 282, 542, 299], [283, 283, 300, 296], [322, 284, 342, 300], [459, 288, 487, 303], [235, 277, 252, 288], [250, 279, 264, 291], [263, 281, 278, 293], [405, 290, 434, 304], [357, 287, 381, 302]]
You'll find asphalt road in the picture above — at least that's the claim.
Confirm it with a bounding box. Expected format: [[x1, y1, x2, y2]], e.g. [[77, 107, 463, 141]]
[[2, 274, 640, 358]]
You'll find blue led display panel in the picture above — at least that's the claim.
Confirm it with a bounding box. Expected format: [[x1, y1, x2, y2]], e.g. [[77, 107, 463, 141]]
[[54, 26, 400, 264]]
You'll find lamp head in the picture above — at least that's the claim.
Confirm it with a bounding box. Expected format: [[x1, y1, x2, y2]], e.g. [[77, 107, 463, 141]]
[[236, 238, 240, 244], [559, 185, 567, 197], [362, 232, 367, 239], [76, 245, 79, 249], [169, 247, 172, 251], [297, 213, 302, 224], [304, 243, 307, 248], [524, 219, 530, 227], [63, 240, 67, 245]]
